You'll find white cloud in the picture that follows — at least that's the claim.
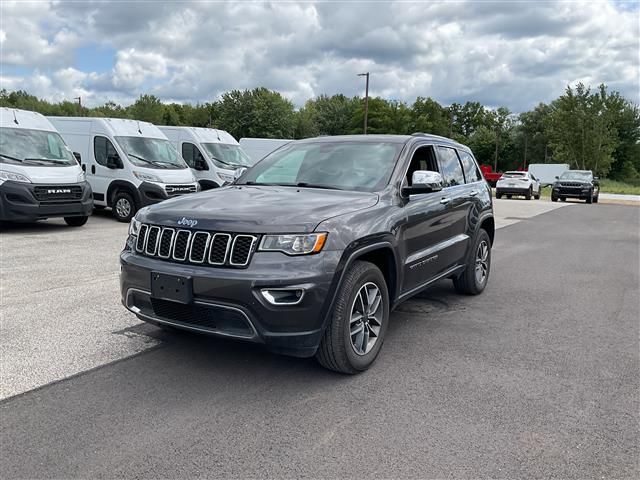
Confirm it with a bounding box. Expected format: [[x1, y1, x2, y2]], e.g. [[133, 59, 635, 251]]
[[0, 0, 637, 111]]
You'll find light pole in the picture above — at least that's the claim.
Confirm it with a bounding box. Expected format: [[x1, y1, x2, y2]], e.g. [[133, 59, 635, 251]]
[[357, 72, 369, 134], [73, 97, 82, 116]]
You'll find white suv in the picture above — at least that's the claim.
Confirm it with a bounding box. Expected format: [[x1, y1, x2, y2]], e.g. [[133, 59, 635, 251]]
[[496, 171, 540, 200]]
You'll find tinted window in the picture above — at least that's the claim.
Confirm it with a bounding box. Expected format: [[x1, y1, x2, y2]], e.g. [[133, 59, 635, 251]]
[[436, 147, 465, 187], [94, 136, 119, 166], [181, 142, 205, 168], [405, 146, 439, 186], [458, 150, 482, 183]]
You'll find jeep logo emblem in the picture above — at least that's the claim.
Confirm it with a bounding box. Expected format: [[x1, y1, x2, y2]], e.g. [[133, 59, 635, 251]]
[[47, 189, 71, 194], [177, 217, 198, 227]]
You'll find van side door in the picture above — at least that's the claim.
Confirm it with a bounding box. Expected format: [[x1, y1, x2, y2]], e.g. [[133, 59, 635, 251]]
[[91, 135, 123, 205]]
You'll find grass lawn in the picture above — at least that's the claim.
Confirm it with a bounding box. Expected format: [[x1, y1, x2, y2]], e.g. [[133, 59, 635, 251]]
[[598, 179, 640, 195]]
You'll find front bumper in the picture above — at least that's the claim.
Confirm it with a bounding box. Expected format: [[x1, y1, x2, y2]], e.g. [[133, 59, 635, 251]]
[[0, 180, 93, 222], [552, 186, 592, 199], [120, 243, 341, 357]]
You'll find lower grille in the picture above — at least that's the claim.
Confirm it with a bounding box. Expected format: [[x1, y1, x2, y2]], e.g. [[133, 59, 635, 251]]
[[150, 298, 252, 335]]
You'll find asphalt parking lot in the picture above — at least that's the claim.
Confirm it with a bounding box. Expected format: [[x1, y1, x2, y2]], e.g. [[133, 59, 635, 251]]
[[1, 199, 638, 478]]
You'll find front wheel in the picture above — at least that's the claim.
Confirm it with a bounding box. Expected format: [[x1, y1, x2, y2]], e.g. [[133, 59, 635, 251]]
[[593, 195, 599, 204], [64, 216, 88, 227], [316, 261, 389, 374], [586, 191, 593, 204], [112, 191, 136, 222], [453, 229, 491, 295]]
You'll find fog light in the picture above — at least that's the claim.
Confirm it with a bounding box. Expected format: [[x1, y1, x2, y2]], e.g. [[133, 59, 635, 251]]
[[261, 288, 305, 305]]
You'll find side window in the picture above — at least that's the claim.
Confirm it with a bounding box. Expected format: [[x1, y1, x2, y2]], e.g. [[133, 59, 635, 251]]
[[93, 136, 118, 166], [436, 147, 465, 187], [457, 150, 482, 183], [181, 142, 205, 168], [405, 145, 439, 186]]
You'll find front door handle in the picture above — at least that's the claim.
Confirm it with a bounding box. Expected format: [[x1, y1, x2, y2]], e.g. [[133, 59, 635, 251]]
[[440, 197, 451, 205], [469, 190, 478, 196]]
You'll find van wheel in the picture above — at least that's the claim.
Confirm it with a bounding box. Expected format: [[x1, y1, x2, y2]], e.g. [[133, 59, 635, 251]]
[[64, 216, 88, 227], [316, 261, 389, 374], [453, 229, 491, 295], [112, 191, 136, 222]]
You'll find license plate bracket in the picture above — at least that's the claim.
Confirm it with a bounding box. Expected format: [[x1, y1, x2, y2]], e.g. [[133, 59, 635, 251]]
[[151, 272, 193, 304]]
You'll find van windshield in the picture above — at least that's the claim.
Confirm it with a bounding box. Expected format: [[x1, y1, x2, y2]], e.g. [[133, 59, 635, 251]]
[[0, 127, 77, 166], [115, 136, 187, 169], [201, 143, 252, 168]]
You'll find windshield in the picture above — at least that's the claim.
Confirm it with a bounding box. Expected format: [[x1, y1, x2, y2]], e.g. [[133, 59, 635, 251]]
[[201, 143, 252, 168], [115, 136, 187, 169], [237, 141, 403, 192], [559, 171, 592, 181], [0, 127, 77, 166]]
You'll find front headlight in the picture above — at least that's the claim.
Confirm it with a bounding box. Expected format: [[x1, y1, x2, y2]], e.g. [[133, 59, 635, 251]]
[[0, 170, 32, 184], [133, 171, 162, 183], [259, 233, 327, 255], [128, 217, 142, 237]]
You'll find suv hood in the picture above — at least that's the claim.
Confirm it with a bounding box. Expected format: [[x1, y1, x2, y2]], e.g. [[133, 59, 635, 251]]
[[143, 185, 379, 233]]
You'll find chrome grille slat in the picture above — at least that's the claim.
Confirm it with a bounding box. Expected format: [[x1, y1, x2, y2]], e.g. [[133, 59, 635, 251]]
[[208, 233, 231, 265], [189, 232, 210, 264], [145, 226, 161, 255], [135, 224, 257, 268]]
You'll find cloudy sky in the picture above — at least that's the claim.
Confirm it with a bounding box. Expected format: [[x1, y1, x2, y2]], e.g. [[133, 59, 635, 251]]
[[1, 0, 638, 112]]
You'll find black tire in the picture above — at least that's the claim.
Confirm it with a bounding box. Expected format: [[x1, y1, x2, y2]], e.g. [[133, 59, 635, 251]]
[[551, 194, 558, 202], [495, 191, 502, 199], [64, 216, 88, 227], [316, 260, 389, 374], [453, 229, 491, 296], [586, 190, 593, 204], [534, 188, 541, 200], [593, 195, 599, 204], [112, 191, 136, 222], [525, 187, 532, 200]]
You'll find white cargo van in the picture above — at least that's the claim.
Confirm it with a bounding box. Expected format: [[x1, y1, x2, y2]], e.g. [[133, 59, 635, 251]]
[[48, 117, 198, 222], [528, 163, 570, 186], [159, 126, 252, 190], [0, 108, 93, 226], [238, 138, 292, 164]]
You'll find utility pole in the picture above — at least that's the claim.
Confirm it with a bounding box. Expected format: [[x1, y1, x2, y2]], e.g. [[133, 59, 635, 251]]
[[357, 72, 369, 134], [494, 125, 499, 172], [73, 97, 82, 116], [523, 134, 528, 169]]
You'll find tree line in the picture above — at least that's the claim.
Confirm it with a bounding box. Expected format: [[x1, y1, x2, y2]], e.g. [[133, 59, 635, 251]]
[[1, 83, 638, 180]]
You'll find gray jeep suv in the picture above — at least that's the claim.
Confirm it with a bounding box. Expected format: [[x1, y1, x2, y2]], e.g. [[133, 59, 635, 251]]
[[120, 134, 495, 373]]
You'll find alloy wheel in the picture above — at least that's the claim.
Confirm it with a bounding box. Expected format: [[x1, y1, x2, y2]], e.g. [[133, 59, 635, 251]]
[[349, 282, 383, 356], [475, 240, 489, 285], [115, 198, 131, 219]]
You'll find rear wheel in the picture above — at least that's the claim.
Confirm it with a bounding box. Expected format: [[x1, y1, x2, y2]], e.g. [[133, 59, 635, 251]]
[[316, 261, 389, 374], [112, 191, 136, 222], [534, 187, 541, 200], [495, 191, 502, 199], [453, 229, 491, 295], [64, 216, 88, 227], [525, 187, 532, 200]]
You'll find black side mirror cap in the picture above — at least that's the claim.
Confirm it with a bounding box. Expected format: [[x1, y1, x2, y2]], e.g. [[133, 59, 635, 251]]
[[73, 152, 81, 163]]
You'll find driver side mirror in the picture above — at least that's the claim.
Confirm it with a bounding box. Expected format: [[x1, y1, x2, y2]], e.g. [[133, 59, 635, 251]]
[[402, 171, 444, 196], [73, 152, 81, 164], [106, 154, 122, 169]]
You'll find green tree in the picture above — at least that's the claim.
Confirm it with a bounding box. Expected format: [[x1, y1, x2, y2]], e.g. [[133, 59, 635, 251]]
[[127, 94, 165, 124], [546, 83, 618, 175], [410, 97, 449, 136]]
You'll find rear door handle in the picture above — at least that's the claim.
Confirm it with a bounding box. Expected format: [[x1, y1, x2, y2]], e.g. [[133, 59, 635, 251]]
[[440, 197, 451, 205], [470, 190, 478, 196], [91, 165, 96, 174]]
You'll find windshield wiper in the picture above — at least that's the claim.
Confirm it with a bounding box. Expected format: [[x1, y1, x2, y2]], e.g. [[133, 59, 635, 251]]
[[211, 156, 243, 168], [293, 182, 343, 190], [126, 153, 170, 168], [0, 153, 24, 163], [25, 158, 69, 165]]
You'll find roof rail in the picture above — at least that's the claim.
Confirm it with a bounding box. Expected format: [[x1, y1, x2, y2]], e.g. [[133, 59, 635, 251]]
[[411, 132, 455, 141]]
